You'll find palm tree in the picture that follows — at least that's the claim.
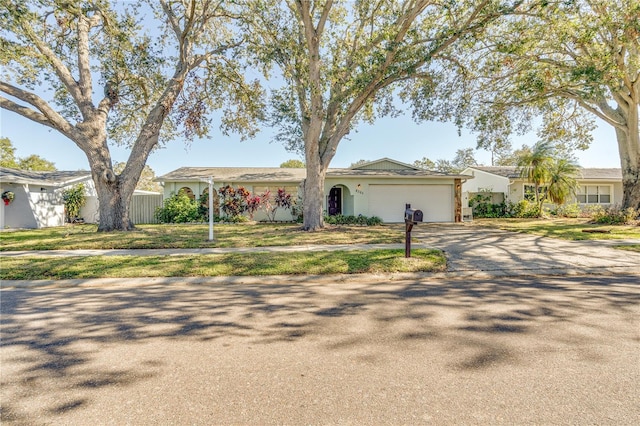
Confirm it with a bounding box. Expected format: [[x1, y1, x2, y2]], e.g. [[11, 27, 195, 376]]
[[517, 141, 554, 215], [546, 158, 580, 206]]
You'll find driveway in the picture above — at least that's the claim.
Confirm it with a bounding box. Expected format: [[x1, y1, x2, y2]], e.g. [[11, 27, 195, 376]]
[[414, 224, 640, 276]]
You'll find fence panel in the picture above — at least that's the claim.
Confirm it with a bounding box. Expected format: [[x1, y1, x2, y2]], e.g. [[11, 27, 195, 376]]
[[131, 194, 163, 224]]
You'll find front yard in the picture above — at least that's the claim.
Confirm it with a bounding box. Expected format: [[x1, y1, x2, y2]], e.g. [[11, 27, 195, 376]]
[[0, 223, 405, 251], [2, 219, 638, 281], [0, 223, 447, 279]]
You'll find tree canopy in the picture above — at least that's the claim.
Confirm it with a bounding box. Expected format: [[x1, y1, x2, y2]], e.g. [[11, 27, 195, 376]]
[[279, 159, 305, 168], [246, 0, 527, 230], [456, 0, 640, 208], [0, 0, 262, 230], [0, 137, 56, 170]]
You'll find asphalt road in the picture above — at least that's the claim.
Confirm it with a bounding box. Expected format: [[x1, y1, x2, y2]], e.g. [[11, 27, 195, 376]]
[[2, 274, 639, 425]]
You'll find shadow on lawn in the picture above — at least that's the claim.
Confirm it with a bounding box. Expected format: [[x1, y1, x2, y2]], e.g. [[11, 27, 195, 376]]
[[2, 275, 639, 423]]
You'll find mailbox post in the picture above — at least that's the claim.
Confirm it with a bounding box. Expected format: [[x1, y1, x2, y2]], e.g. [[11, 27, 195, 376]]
[[404, 203, 423, 258]]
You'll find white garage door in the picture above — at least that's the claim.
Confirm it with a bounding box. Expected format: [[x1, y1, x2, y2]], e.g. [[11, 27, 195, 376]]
[[368, 184, 453, 222]]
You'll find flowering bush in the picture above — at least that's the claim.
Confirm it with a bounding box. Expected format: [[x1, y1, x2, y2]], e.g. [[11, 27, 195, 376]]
[[219, 185, 250, 218], [2, 191, 15, 206], [262, 188, 294, 222]]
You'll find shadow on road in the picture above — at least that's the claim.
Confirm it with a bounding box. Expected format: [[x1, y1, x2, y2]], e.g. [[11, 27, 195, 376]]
[[2, 275, 639, 423]]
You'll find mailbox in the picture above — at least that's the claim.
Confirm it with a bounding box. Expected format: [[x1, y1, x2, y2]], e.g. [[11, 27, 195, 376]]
[[404, 208, 423, 224]]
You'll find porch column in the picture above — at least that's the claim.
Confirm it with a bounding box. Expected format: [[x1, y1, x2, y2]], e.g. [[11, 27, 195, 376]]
[[454, 179, 462, 223]]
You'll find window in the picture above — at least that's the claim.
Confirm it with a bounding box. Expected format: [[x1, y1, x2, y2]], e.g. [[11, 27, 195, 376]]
[[524, 185, 547, 201], [577, 185, 612, 204]]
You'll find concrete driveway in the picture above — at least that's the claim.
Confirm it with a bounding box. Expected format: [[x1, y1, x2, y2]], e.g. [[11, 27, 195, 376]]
[[414, 224, 640, 276]]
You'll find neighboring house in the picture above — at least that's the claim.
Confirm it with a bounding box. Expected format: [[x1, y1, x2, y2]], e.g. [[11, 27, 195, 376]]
[[0, 167, 93, 229], [0, 167, 162, 229], [461, 166, 623, 208], [156, 158, 473, 223]]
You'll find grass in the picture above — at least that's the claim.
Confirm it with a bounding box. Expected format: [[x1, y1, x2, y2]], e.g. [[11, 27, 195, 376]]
[[0, 223, 405, 251], [471, 218, 640, 241], [614, 245, 640, 253], [0, 249, 446, 280]]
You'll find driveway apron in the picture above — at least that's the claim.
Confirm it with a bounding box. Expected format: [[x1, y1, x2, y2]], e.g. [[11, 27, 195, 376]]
[[414, 224, 640, 275]]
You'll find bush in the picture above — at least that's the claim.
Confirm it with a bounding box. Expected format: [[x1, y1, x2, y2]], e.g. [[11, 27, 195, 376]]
[[590, 205, 638, 225], [62, 183, 86, 222], [552, 203, 581, 218], [507, 200, 540, 218], [155, 192, 204, 223], [324, 214, 382, 226], [469, 193, 506, 218]]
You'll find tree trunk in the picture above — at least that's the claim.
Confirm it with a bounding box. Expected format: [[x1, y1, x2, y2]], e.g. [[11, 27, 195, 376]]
[[79, 127, 137, 232], [94, 173, 135, 231], [302, 159, 326, 231], [615, 112, 640, 210]]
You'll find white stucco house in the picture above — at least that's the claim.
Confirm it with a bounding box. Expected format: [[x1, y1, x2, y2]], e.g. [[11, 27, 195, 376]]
[[0, 167, 162, 229], [0, 167, 95, 229], [461, 166, 623, 208], [156, 158, 474, 223]]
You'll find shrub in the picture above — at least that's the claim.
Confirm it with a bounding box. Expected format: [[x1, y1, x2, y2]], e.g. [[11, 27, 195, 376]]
[[262, 187, 294, 222], [219, 185, 250, 218], [155, 192, 203, 223], [469, 193, 507, 218], [507, 199, 540, 218], [324, 214, 382, 226], [590, 205, 638, 225], [62, 183, 86, 222], [552, 203, 581, 218]]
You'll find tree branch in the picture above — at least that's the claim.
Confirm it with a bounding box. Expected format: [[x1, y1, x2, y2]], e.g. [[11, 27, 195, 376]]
[[0, 81, 76, 139]]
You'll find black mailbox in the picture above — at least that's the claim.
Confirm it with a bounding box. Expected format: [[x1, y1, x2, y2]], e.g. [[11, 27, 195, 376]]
[[405, 208, 423, 223]]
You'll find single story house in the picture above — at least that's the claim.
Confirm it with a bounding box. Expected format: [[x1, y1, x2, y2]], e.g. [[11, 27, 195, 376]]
[[461, 166, 623, 208], [156, 158, 473, 223], [0, 167, 162, 229], [0, 167, 94, 229]]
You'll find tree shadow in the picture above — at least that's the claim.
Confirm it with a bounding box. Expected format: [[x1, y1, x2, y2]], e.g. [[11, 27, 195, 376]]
[[2, 274, 638, 422]]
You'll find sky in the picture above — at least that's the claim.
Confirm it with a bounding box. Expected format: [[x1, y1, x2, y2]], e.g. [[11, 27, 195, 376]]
[[0, 107, 621, 177]]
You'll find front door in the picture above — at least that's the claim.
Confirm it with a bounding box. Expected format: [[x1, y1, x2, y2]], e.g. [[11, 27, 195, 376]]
[[328, 187, 342, 216]]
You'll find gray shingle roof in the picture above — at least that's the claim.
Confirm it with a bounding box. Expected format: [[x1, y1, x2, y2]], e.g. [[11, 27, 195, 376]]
[[0, 167, 91, 186], [470, 166, 622, 180], [156, 166, 470, 182]]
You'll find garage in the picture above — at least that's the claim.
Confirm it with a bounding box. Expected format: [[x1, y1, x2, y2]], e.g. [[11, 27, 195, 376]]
[[368, 184, 453, 222]]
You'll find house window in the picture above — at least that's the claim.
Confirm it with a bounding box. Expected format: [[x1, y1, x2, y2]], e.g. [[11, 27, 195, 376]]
[[523, 185, 547, 201], [577, 185, 611, 204]]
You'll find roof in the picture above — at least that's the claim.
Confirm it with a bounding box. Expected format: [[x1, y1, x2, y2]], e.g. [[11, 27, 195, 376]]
[[350, 158, 419, 171], [468, 166, 622, 181], [157, 166, 471, 183], [156, 167, 307, 183], [0, 167, 91, 186]]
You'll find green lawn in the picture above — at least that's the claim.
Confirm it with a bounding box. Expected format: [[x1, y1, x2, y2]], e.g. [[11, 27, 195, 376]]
[[615, 245, 640, 253], [472, 218, 640, 241], [0, 223, 405, 251], [0, 249, 446, 280]]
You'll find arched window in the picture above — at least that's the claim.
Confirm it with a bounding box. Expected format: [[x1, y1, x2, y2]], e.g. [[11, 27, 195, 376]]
[[178, 187, 195, 200]]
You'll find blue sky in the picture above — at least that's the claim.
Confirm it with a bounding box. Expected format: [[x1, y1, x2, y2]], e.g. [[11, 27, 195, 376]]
[[1, 107, 620, 176]]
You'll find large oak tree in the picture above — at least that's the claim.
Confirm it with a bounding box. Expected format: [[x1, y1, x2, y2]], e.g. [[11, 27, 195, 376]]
[[0, 0, 262, 230], [461, 0, 640, 209], [246, 0, 526, 230]]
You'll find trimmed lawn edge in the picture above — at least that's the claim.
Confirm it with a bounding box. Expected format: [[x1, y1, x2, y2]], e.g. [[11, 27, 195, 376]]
[[0, 249, 446, 280]]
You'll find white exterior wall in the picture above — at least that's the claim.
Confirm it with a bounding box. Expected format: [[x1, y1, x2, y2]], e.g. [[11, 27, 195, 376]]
[[461, 168, 510, 194], [30, 192, 65, 227]]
